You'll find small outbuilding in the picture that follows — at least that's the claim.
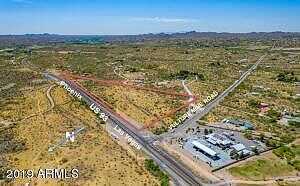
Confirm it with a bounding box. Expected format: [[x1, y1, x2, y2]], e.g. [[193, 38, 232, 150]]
[[231, 143, 246, 152]]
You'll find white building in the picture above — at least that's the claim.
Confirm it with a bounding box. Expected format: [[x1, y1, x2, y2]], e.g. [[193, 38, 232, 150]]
[[192, 140, 218, 158], [205, 133, 232, 147], [231, 143, 251, 156]]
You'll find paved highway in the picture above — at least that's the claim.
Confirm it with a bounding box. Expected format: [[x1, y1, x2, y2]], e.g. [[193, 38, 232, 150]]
[[43, 49, 269, 185], [44, 73, 205, 186]]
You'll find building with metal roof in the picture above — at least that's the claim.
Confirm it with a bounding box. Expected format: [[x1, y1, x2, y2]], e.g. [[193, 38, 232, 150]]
[[205, 133, 233, 147], [231, 143, 246, 152], [192, 140, 218, 158]]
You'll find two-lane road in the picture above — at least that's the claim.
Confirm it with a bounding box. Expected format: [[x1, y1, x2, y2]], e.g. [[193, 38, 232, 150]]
[[164, 54, 267, 137]]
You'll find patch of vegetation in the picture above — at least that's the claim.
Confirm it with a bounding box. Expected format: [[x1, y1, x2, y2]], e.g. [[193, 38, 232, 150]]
[[0, 129, 26, 154], [288, 120, 300, 128], [209, 62, 221, 67], [266, 109, 281, 122], [247, 99, 259, 108], [243, 130, 254, 140], [279, 134, 296, 144], [276, 71, 298, 83], [265, 139, 282, 148], [153, 126, 168, 135], [229, 159, 295, 180], [290, 160, 300, 171], [0, 156, 10, 182], [171, 70, 205, 80], [127, 66, 138, 73], [274, 146, 296, 161], [273, 145, 300, 171], [145, 159, 169, 186]]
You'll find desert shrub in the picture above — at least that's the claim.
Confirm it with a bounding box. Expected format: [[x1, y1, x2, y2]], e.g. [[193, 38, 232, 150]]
[[273, 146, 295, 161], [244, 130, 253, 140], [290, 160, 300, 171], [266, 109, 281, 122], [280, 134, 296, 144], [288, 120, 300, 128], [145, 159, 169, 186], [248, 99, 259, 108], [153, 126, 168, 135], [276, 71, 298, 83], [265, 139, 281, 148], [171, 70, 205, 80]]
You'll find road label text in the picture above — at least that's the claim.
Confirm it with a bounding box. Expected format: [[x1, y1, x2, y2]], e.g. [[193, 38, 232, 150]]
[[90, 103, 109, 122], [59, 81, 82, 100], [169, 91, 218, 130], [113, 125, 141, 150]]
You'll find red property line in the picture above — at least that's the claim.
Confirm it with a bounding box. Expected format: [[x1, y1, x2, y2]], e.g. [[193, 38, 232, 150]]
[[67, 79, 142, 131], [143, 98, 197, 129], [61, 72, 192, 99], [60, 71, 197, 130]]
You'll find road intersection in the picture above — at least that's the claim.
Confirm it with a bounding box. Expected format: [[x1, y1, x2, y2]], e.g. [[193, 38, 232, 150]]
[[162, 54, 267, 139], [43, 46, 272, 186], [45, 73, 205, 186]]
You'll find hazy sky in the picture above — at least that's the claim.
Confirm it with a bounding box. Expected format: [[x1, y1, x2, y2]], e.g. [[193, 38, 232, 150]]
[[1, 0, 300, 35]]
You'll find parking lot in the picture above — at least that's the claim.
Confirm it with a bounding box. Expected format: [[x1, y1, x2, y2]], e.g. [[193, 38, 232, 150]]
[[182, 125, 267, 169], [184, 138, 233, 168]]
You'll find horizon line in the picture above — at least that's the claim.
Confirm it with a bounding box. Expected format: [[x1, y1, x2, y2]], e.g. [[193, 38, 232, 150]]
[[1, 30, 300, 36]]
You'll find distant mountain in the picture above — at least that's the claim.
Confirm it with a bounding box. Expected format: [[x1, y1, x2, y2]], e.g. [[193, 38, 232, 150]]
[[101, 31, 300, 42], [0, 31, 300, 47]]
